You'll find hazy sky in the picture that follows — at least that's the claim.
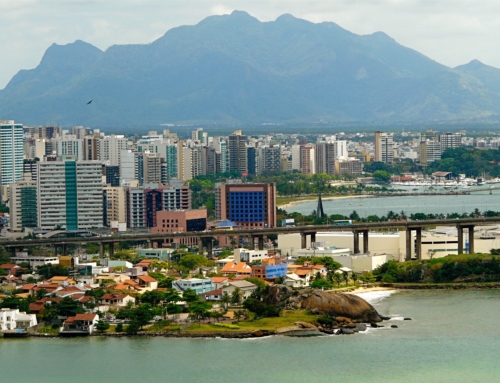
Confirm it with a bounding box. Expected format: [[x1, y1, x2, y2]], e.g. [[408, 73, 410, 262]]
[[1, 0, 500, 89]]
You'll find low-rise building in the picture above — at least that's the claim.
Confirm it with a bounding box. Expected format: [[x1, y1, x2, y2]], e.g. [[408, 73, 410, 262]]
[[222, 281, 257, 300], [61, 313, 99, 336], [220, 261, 252, 276], [0, 308, 37, 332], [172, 277, 214, 295], [99, 293, 135, 307]]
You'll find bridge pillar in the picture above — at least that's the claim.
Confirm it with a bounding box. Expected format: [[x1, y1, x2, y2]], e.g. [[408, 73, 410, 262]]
[[415, 228, 422, 260], [61, 244, 67, 256], [457, 226, 464, 254], [109, 243, 115, 258], [258, 235, 264, 250], [468, 225, 475, 254], [250, 235, 256, 250], [99, 243, 104, 258], [146, 240, 152, 248], [300, 233, 307, 249], [207, 238, 213, 257], [310, 232, 316, 245], [362, 230, 369, 254], [353, 231, 360, 254], [405, 229, 412, 261], [198, 237, 204, 254]]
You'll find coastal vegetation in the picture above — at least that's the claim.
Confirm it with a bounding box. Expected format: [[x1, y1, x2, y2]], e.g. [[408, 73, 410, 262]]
[[373, 254, 500, 283]]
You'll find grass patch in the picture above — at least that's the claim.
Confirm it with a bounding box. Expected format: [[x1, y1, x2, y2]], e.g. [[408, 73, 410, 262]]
[[145, 320, 181, 332], [38, 326, 59, 334], [183, 310, 318, 334]]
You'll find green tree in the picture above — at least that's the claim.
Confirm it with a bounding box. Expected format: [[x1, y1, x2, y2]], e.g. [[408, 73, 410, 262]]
[[373, 170, 391, 182], [221, 292, 231, 310], [139, 290, 166, 306], [95, 319, 110, 333], [132, 305, 154, 329], [230, 288, 243, 305], [115, 323, 124, 332], [183, 288, 199, 303], [188, 301, 211, 325], [56, 297, 85, 317], [311, 279, 332, 289], [126, 320, 141, 334], [178, 254, 208, 270]]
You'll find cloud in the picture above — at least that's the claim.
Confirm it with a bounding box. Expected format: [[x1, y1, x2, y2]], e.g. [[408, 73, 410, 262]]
[[1, 0, 500, 88]]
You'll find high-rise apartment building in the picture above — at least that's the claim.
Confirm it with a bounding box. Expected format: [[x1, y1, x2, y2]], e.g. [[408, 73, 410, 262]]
[[300, 145, 315, 175], [419, 140, 442, 165], [228, 130, 248, 173], [291, 144, 301, 171], [126, 180, 190, 228], [105, 165, 120, 187], [315, 142, 336, 175], [216, 182, 276, 229], [201, 147, 217, 175], [120, 150, 136, 185], [374, 131, 394, 164], [37, 157, 103, 230], [335, 158, 363, 176], [103, 186, 126, 227], [9, 173, 37, 232], [100, 135, 127, 166], [257, 146, 281, 174], [247, 146, 256, 175], [439, 132, 462, 151], [0, 120, 24, 186], [54, 136, 84, 160]]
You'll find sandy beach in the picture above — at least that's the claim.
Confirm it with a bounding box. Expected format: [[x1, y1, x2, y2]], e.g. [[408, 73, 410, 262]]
[[278, 194, 374, 209], [344, 286, 395, 295]]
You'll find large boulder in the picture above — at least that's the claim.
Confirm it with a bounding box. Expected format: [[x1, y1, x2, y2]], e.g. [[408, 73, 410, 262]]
[[300, 290, 383, 323], [263, 285, 384, 323]]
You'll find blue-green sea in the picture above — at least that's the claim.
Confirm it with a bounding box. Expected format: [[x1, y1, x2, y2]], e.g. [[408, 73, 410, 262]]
[[1, 289, 499, 383]]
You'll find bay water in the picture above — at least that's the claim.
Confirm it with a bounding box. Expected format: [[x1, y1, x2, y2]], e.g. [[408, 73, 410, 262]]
[[1, 289, 499, 382], [287, 190, 500, 217]]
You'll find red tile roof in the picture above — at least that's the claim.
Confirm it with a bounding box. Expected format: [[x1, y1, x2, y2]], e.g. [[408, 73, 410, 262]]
[[74, 313, 97, 321], [138, 275, 157, 283], [0, 264, 18, 269], [200, 289, 222, 296]]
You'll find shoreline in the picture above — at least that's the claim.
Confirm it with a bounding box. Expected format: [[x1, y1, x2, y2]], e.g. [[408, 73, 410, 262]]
[[278, 194, 374, 209], [16, 283, 500, 340]]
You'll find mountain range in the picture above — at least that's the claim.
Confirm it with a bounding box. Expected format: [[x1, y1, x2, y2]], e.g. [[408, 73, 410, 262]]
[[2, 11, 500, 127]]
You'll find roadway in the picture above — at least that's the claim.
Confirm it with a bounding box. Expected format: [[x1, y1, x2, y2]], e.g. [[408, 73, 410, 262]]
[[1, 216, 499, 260]]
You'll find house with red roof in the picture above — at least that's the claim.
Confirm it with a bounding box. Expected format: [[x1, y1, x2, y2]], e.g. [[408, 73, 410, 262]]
[[137, 275, 158, 291], [61, 313, 99, 336], [99, 293, 135, 307]]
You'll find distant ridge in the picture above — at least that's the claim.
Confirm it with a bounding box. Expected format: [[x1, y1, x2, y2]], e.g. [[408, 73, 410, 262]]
[[2, 11, 500, 126]]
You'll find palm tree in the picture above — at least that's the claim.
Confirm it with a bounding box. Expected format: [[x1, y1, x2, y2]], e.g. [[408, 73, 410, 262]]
[[221, 292, 231, 310], [342, 271, 349, 286], [333, 273, 342, 288], [351, 273, 358, 284]]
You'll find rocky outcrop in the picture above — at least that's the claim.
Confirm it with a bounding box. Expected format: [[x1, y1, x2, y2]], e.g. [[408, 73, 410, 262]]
[[263, 285, 384, 323], [300, 290, 383, 323]]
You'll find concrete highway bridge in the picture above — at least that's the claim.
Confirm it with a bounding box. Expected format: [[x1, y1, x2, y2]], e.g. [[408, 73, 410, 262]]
[[2, 217, 499, 261]]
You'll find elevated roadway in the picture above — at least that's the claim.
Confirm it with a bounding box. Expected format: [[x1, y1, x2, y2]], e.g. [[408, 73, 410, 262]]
[[2, 217, 499, 260]]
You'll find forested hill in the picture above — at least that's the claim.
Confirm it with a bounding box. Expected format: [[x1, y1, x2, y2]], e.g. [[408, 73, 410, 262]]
[[426, 148, 500, 177]]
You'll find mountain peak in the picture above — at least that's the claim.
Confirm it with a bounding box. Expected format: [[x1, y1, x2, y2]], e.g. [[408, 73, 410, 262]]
[[456, 59, 487, 70]]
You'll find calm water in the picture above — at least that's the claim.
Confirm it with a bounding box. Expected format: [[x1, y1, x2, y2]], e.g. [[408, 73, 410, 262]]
[[288, 190, 500, 217], [1, 290, 500, 382]]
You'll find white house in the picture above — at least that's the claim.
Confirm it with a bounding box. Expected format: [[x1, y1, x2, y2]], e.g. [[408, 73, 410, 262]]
[[99, 293, 135, 307], [284, 273, 308, 288], [222, 281, 257, 300], [61, 313, 99, 335], [0, 308, 37, 332]]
